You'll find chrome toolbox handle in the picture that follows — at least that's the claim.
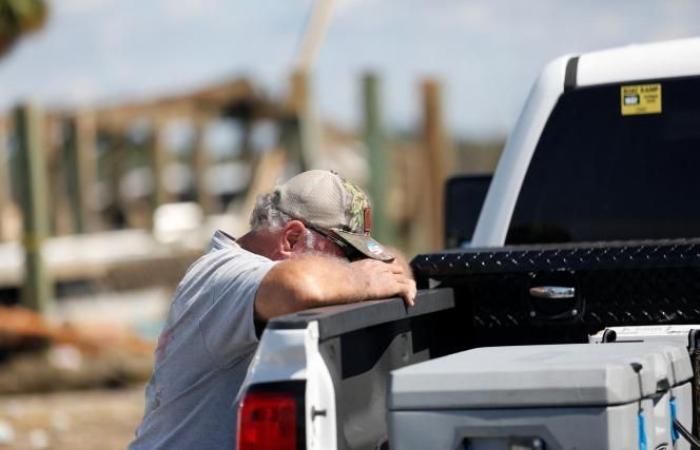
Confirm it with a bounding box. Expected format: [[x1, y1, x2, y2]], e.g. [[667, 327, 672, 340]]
[[529, 286, 576, 299]]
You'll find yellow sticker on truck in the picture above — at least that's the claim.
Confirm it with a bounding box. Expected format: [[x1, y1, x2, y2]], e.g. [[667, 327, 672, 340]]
[[621, 83, 662, 116]]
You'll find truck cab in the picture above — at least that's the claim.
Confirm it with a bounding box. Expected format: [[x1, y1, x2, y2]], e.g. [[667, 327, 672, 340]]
[[471, 37, 700, 247]]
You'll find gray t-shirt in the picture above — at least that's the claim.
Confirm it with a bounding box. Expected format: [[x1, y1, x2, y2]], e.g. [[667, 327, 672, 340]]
[[130, 230, 277, 450]]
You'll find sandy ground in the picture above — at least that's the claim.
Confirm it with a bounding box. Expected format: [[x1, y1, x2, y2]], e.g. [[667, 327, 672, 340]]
[[0, 385, 145, 450], [0, 287, 165, 449]]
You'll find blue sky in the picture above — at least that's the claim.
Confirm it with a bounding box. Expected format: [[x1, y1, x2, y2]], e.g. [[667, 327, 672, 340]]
[[1, 0, 700, 139]]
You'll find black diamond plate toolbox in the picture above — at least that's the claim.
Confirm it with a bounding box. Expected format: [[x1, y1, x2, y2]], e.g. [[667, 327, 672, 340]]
[[411, 239, 700, 347]]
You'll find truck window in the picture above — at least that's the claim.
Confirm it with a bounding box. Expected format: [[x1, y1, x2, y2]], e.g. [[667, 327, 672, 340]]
[[506, 75, 700, 245]]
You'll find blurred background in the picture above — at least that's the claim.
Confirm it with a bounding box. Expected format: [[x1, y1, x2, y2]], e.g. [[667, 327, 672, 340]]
[[0, 1, 699, 448]]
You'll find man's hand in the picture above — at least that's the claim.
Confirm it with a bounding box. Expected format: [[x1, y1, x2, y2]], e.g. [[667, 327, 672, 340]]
[[386, 247, 414, 282], [351, 258, 417, 307]]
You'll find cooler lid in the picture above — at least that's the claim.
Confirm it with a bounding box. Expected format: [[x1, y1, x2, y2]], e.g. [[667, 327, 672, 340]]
[[390, 344, 668, 410], [589, 326, 694, 387], [657, 344, 694, 386]]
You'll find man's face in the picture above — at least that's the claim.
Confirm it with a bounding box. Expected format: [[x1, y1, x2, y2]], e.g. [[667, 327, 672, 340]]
[[263, 220, 349, 261], [303, 228, 347, 259]]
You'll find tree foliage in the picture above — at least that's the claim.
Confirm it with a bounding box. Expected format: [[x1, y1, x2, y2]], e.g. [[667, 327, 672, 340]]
[[0, 0, 48, 58]]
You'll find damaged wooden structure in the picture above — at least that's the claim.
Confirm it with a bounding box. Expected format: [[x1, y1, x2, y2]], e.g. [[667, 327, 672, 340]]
[[0, 76, 309, 312], [0, 70, 471, 314]]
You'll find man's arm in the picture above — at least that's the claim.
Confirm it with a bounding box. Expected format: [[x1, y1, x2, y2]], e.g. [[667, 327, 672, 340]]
[[255, 255, 416, 321]]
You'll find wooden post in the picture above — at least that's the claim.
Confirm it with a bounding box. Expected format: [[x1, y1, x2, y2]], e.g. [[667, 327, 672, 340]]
[[76, 111, 98, 231], [277, 116, 303, 172], [64, 111, 98, 233], [290, 70, 322, 170], [105, 134, 127, 228], [294, 0, 337, 71], [13, 104, 53, 313], [238, 115, 254, 161], [150, 118, 170, 211], [0, 117, 10, 241], [47, 117, 67, 236], [192, 116, 216, 214], [290, 0, 335, 170], [422, 79, 451, 250], [363, 73, 392, 243]]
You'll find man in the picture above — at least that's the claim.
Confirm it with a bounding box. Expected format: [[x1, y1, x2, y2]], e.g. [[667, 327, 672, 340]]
[[130, 170, 416, 450]]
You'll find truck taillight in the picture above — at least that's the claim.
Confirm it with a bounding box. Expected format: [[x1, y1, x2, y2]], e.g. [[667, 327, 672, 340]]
[[237, 382, 305, 450]]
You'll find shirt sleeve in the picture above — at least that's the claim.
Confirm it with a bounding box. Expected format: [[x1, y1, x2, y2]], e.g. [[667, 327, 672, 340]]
[[197, 250, 277, 367]]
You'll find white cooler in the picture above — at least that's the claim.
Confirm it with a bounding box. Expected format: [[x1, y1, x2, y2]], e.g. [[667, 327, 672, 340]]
[[389, 343, 683, 450], [590, 326, 697, 449]]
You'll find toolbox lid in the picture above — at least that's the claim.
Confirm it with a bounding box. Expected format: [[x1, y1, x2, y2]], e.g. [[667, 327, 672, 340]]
[[390, 344, 670, 410]]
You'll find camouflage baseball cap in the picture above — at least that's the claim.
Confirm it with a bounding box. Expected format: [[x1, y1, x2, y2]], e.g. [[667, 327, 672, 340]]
[[271, 170, 394, 261]]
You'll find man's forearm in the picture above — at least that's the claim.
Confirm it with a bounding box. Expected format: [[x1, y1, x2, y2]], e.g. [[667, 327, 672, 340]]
[[284, 255, 374, 305], [255, 254, 415, 320], [255, 255, 369, 320]]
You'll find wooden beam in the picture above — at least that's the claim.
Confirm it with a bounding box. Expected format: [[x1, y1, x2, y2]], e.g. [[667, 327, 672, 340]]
[[93, 78, 266, 132], [13, 103, 54, 313]]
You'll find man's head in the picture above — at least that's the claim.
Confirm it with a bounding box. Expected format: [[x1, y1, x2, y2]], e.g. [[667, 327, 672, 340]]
[[246, 170, 393, 262]]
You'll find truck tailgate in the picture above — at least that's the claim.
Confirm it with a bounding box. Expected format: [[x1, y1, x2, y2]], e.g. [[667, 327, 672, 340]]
[[267, 288, 457, 450]]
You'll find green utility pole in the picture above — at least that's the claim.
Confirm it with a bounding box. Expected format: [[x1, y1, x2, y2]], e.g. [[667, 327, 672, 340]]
[[14, 103, 53, 313], [363, 73, 392, 243]]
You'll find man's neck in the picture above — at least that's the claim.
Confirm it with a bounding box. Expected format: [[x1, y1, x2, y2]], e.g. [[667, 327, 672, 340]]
[[238, 230, 276, 259]]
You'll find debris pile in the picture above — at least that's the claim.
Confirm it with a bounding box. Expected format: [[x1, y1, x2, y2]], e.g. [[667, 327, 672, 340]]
[[0, 306, 155, 394]]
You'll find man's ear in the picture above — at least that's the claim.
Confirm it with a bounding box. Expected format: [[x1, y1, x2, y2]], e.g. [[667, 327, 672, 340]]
[[280, 220, 307, 254]]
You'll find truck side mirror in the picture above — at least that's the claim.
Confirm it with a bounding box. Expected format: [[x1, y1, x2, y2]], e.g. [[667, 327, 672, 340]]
[[444, 174, 492, 249]]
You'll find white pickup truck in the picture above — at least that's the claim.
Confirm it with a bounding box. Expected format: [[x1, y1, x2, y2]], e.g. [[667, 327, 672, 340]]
[[236, 37, 700, 450]]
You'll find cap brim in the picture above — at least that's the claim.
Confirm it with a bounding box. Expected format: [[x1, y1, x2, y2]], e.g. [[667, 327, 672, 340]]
[[331, 229, 395, 262]]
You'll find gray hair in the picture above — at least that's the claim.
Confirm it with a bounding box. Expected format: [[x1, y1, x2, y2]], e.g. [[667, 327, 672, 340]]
[[250, 192, 316, 249], [249, 192, 290, 230]]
